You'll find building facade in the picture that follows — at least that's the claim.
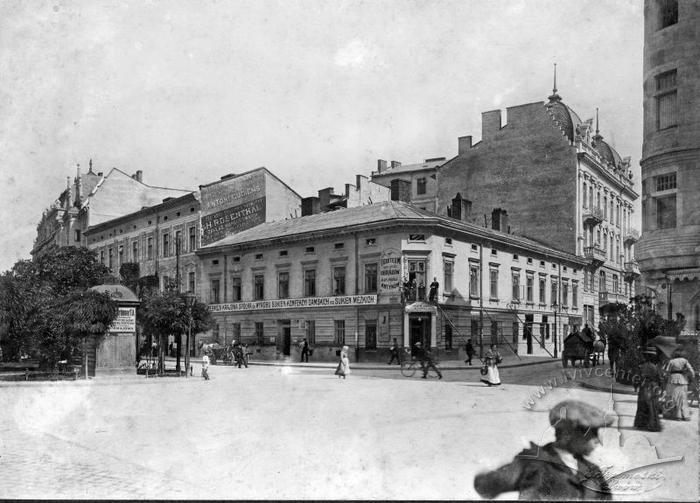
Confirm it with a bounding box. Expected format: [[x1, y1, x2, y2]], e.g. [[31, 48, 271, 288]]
[[637, 0, 700, 336], [197, 201, 586, 362], [370, 158, 446, 212], [435, 90, 640, 333], [33, 163, 190, 258]]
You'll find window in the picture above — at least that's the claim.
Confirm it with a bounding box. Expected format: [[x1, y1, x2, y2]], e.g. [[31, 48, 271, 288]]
[[539, 276, 546, 304], [333, 266, 346, 295], [188, 271, 195, 294], [118, 245, 124, 266], [656, 195, 677, 229], [416, 177, 427, 195], [572, 282, 578, 308], [74, 229, 81, 242], [472, 319, 480, 340], [255, 322, 265, 346], [409, 234, 425, 241], [189, 226, 196, 251], [551, 281, 558, 306], [365, 263, 378, 293], [255, 253, 263, 260], [444, 324, 453, 350], [232, 277, 242, 301], [175, 230, 182, 255], [445, 237, 452, 245], [108, 248, 113, 269], [163, 233, 170, 257], [490, 268, 499, 299], [512, 322, 519, 345], [582, 183, 587, 208], [599, 272, 606, 293], [334, 242, 344, 250], [233, 256, 240, 262], [304, 269, 316, 297], [656, 70, 678, 130], [334, 320, 345, 345], [469, 264, 480, 298], [612, 274, 619, 294], [306, 320, 316, 345], [365, 238, 376, 246], [512, 272, 520, 302], [210, 279, 220, 303], [276, 272, 289, 299], [658, 0, 678, 29], [132, 241, 138, 262], [562, 282, 569, 306], [147, 237, 153, 259], [526, 274, 534, 303], [254, 274, 264, 300], [443, 261, 453, 294], [279, 250, 288, 257], [656, 173, 677, 191], [305, 246, 315, 253], [365, 320, 377, 350], [604, 196, 608, 219], [100, 250, 104, 264]]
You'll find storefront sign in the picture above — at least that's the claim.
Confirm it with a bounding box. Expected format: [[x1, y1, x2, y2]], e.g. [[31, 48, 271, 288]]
[[210, 295, 378, 312], [379, 249, 401, 294], [109, 307, 136, 333]]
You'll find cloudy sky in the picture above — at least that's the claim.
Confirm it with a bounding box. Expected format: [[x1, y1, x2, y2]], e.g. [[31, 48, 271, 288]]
[[0, 0, 642, 272]]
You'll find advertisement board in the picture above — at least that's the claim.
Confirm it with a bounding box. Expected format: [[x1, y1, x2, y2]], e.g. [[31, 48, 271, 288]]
[[109, 307, 136, 333], [379, 249, 402, 294], [210, 295, 378, 312]]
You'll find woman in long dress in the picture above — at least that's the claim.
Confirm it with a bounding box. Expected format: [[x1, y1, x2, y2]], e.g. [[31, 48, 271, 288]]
[[633, 347, 662, 431], [481, 344, 501, 386], [336, 345, 351, 379], [663, 348, 695, 421]]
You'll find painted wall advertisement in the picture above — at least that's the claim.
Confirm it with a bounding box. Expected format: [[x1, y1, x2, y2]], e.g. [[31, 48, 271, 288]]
[[200, 171, 266, 246], [109, 307, 136, 333], [379, 249, 402, 294]]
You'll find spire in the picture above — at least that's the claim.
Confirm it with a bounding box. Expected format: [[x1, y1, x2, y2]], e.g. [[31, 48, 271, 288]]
[[88, 158, 93, 173], [547, 63, 561, 102], [593, 107, 603, 142]]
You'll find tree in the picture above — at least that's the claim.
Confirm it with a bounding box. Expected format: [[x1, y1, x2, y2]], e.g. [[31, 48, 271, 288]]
[[138, 290, 213, 374], [33, 246, 111, 296]]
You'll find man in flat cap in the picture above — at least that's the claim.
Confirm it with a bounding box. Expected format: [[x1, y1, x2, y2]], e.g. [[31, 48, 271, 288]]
[[474, 399, 613, 500]]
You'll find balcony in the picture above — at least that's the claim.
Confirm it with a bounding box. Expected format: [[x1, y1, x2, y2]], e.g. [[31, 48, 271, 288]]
[[623, 229, 640, 245], [599, 291, 629, 306], [582, 206, 604, 226], [583, 246, 606, 268], [624, 261, 641, 281]]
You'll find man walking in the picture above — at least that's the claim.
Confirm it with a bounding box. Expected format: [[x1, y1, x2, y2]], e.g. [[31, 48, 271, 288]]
[[387, 338, 401, 365], [300, 338, 309, 363], [465, 339, 475, 365], [201, 352, 210, 380], [414, 341, 442, 379]]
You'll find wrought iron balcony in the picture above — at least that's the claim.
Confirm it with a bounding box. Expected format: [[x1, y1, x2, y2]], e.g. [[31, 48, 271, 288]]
[[623, 229, 640, 245], [599, 291, 629, 305], [583, 246, 606, 268], [582, 206, 604, 226], [624, 261, 641, 280]]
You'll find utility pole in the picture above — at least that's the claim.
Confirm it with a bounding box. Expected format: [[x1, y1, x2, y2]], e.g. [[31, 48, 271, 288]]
[[479, 242, 484, 359]]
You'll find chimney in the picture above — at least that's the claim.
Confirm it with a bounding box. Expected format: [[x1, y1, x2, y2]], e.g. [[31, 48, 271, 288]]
[[65, 177, 72, 210], [75, 165, 82, 205], [318, 187, 334, 210], [390, 179, 411, 203], [390, 160, 402, 169], [97, 171, 103, 177], [491, 208, 509, 232], [482, 109, 502, 140], [377, 159, 387, 174], [451, 193, 472, 221], [301, 197, 320, 216], [458, 136, 472, 155], [135, 170, 143, 182]]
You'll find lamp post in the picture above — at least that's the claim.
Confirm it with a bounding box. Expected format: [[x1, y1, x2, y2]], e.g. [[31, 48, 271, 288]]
[[553, 302, 558, 358], [185, 293, 196, 378]]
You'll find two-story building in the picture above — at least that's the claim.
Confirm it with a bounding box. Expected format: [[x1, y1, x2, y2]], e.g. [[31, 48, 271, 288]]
[[197, 201, 586, 362]]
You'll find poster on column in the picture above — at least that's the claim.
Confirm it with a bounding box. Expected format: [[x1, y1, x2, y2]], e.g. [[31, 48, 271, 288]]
[[199, 170, 267, 246]]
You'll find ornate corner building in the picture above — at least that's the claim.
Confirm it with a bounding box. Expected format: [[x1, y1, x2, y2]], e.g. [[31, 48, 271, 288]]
[[637, 0, 700, 336]]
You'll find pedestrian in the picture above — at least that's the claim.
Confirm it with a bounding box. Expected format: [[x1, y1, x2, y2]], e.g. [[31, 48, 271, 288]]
[[662, 348, 695, 421], [300, 338, 309, 363], [633, 346, 663, 431], [335, 345, 351, 379], [465, 339, 475, 366], [201, 352, 210, 380], [474, 399, 613, 500], [428, 277, 439, 303], [480, 344, 502, 386], [234, 342, 248, 369], [414, 341, 442, 379], [387, 338, 401, 365]]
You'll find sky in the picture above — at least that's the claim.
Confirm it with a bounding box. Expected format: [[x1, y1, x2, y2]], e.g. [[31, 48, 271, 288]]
[[0, 0, 643, 273]]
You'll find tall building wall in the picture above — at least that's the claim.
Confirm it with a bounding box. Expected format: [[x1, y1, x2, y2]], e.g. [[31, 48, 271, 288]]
[[638, 0, 700, 333], [437, 101, 579, 254]]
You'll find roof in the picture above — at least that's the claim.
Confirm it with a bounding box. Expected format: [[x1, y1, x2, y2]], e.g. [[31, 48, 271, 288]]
[[592, 137, 623, 166], [372, 159, 445, 178], [198, 201, 585, 265], [89, 284, 139, 303], [545, 98, 582, 142]]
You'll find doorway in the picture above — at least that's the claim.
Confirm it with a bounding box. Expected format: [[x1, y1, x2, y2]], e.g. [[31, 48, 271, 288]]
[[409, 314, 431, 355], [525, 314, 534, 354], [278, 320, 291, 356]]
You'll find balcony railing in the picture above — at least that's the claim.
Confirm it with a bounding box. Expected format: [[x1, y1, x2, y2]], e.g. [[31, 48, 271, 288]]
[[599, 291, 629, 305], [582, 206, 604, 226], [623, 229, 640, 245], [624, 261, 641, 279], [403, 286, 427, 303], [584, 246, 606, 267]]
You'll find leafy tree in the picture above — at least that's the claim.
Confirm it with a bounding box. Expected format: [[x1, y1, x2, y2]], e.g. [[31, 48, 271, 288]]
[[119, 263, 140, 293], [138, 290, 213, 374], [33, 245, 111, 296]]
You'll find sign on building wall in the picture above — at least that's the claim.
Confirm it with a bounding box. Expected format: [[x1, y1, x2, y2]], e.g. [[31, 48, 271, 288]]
[[210, 295, 378, 312], [379, 249, 402, 294], [109, 307, 136, 333], [200, 171, 266, 246]]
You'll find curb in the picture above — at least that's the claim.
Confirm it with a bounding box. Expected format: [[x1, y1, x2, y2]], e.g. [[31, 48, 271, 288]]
[[578, 381, 637, 396]]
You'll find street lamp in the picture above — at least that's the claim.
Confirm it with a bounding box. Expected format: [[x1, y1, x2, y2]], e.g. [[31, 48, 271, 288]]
[[185, 292, 196, 378], [552, 302, 558, 358]]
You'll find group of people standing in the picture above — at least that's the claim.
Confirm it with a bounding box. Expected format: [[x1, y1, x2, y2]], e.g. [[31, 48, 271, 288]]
[[634, 345, 695, 431]]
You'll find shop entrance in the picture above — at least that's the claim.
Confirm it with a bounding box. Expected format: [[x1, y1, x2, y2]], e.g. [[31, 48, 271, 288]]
[[278, 320, 291, 356], [525, 314, 534, 354], [409, 314, 431, 355]]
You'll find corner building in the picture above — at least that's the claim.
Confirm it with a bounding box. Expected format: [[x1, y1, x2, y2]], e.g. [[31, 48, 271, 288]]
[[637, 0, 700, 336], [197, 201, 586, 362], [436, 90, 640, 333]]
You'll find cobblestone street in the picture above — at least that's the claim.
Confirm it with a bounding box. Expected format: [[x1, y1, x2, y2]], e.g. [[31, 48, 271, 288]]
[[0, 364, 697, 500]]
